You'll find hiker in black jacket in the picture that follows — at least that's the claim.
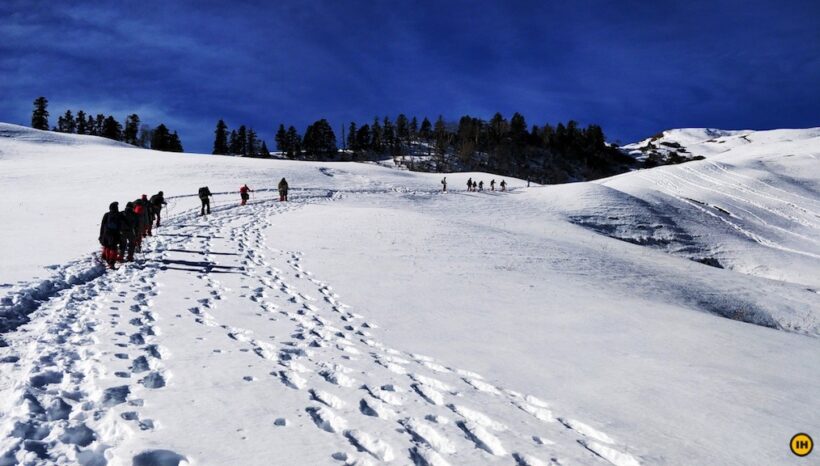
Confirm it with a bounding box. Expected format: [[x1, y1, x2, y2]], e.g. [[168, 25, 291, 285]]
[[199, 186, 213, 215], [120, 202, 139, 262], [149, 191, 167, 227], [99, 202, 123, 268], [278, 178, 289, 202]]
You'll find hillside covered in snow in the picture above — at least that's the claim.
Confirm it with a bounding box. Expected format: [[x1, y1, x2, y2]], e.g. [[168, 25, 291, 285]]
[[0, 123, 818, 465]]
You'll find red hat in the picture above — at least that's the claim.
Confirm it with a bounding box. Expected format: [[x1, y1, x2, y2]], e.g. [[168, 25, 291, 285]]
[[141, 194, 148, 200]]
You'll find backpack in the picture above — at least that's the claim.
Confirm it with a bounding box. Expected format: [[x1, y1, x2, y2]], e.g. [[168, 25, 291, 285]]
[[105, 213, 121, 232], [199, 187, 209, 198], [134, 204, 144, 215]]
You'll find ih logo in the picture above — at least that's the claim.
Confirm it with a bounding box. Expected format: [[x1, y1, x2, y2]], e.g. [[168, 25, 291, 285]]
[[790, 433, 813, 457]]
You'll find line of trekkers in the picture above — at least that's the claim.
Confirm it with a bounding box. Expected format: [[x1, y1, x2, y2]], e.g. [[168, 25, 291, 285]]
[[99, 192, 166, 268], [98, 178, 290, 269], [440, 177, 506, 193]]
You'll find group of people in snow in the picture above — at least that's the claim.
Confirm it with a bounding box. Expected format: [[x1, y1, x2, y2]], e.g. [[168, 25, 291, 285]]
[[99, 178, 290, 269], [440, 177, 506, 193], [98, 191, 166, 268]]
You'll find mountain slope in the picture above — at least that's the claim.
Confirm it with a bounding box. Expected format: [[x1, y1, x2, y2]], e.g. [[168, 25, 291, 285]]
[[0, 123, 818, 465]]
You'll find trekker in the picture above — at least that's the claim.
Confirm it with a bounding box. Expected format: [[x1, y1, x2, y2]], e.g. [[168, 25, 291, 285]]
[[490, 179, 496, 191], [99, 202, 123, 269], [478, 180, 484, 191], [121, 202, 139, 262], [500, 179, 507, 192], [467, 177, 473, 192], [240, 184, 253, 206], [441, 177, 447, 192], [132, 197, 147, 249], [472, 180, 478, 191], [278, 178, 289, 202], [138, 194, 153, 236], [199, 186, 213, 215], [149, 191, 167, 227]]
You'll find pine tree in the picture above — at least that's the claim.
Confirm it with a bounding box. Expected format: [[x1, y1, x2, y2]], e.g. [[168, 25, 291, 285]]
[[31, 97, 49, 130], [383, 116, 396, 155], [409, 116, 418, 144], [151, 124, 170, 151], [396, 114, 409, 147], [168, 131, 183, 152], [510, 112, 528, 148], [274, 124, 287, 155], [213, 119, 229, 155], [356, 124, 371, 153], [434, 115, 449, 169], [86, 115, 96, 135], [370, 117, 383, 153], [285, 126, 300, 158], [123, 114, 140, 145], [58, 110, 76, 133], [347, 122, 357, 152], [228, 130, 240, 155], [95, 114, 105, 136], [419, 117, 432, 155], [246, 128, 258, 156], [101, 115, 123, 140], [259, 141, 270, 157], [237, 125, 248, 156], [76, 111, 88, 134]]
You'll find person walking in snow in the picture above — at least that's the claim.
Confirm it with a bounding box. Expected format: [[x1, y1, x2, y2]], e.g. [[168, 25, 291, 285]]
[[120, 202, 139, 262], [472, 180, 478, 191], [149, 191, 167, 227], [240, 184, 253, 206], [500, 179, 507, 192], [278, 178, 289, 202], [466, 177, 473, 192], [441, 177, 447, 192], [478, 180, 484, 191], [136, 194, 153, 236], [490, 179, 496, 191], [99, 202, 123, 269], [132, 197, 147, 249], [199, 186, 213, 216]]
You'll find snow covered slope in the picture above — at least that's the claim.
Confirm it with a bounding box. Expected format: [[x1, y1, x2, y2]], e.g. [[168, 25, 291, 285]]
[[0, 123, 818, 465]]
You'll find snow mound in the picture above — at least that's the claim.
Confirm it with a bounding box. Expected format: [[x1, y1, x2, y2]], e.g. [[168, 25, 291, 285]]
[[0, 123, 135, 154]]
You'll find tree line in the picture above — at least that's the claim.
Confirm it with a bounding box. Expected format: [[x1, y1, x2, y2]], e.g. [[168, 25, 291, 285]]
[[31, 95, 636, 183], [212, 119, 270, 157], [31, 97, 183, 152], [258, 113, 635, 183]]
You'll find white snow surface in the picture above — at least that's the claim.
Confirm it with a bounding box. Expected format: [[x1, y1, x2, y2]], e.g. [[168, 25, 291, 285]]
[[0, 123, 818, 465]]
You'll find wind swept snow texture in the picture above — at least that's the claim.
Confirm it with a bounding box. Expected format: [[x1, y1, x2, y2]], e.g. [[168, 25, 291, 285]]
[[0, 123, 818, 464]]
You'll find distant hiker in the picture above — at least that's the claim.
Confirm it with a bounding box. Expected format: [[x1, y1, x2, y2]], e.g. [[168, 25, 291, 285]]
[[490, 179, 496, 191], [132, 197, 147, 249], [467, 177, 473, 192], [198, 186, 213, 215], [478, 180, 484, 191], [441, 177, 447, 192], [240, 184, 253, 206], [278, 178, 289, 202], [527, 177, 531, 187], [149, 191, 167, 227], [500, 179, 507, 192], [121, 202, 139, 262], [99, 202, 123, 269], [138, 194, 153, 236], [472, 180, 478, 191]]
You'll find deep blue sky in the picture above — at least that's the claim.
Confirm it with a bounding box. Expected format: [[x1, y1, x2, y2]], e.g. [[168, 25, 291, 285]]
[[1, 0, 818, 152]]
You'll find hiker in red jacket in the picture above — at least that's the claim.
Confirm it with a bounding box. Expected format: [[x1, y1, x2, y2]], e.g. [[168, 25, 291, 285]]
[[240, 184, 253, 205]]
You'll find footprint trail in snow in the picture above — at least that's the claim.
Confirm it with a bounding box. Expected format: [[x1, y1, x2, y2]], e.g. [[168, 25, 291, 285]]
[[0, 192, 644, 465]]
